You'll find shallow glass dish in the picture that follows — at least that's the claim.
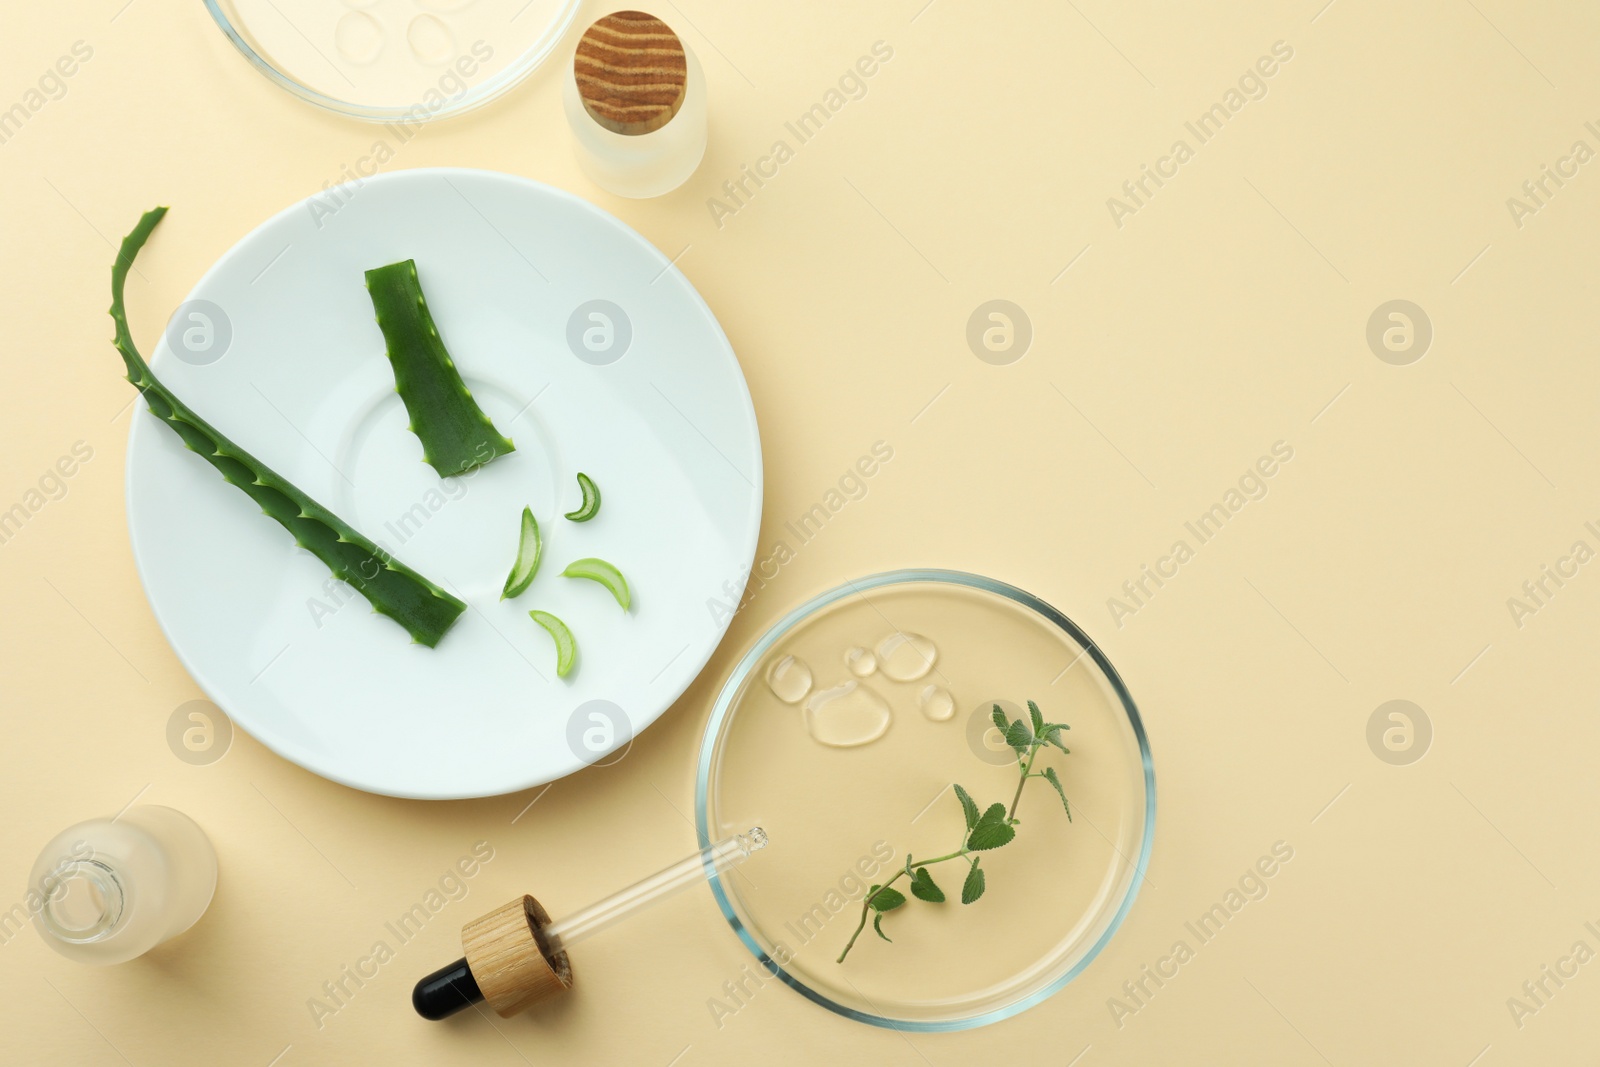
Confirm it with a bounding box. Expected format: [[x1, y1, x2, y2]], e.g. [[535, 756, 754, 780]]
[[204, 0, 580, 122], [696, 570, 1155, 1031]]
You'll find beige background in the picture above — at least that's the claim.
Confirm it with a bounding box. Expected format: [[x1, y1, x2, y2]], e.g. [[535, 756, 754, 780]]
[[3, 0, 1598, 1063]]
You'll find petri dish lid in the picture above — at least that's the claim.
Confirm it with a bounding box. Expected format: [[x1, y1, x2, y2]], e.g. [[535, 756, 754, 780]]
[[204, 0, 581, 122], [696, 569, 1156, 1031]]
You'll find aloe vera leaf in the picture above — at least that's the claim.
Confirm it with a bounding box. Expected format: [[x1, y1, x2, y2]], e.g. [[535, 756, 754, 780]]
[[500, 506, 542, 600], [528, 609, 577, 678], [563, 472, 601, 522], [560, 557, 631, 611], [112, 208, 467, 648], [364, 259, 515, 478]]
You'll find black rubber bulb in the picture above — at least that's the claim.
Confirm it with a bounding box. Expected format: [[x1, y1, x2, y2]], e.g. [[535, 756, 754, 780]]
[[412, 957, 485, 1020]]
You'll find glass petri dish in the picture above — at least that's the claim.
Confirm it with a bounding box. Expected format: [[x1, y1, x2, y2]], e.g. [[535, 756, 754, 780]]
[[204, 0, 580, 122], [696, 570, 1155, 1031]]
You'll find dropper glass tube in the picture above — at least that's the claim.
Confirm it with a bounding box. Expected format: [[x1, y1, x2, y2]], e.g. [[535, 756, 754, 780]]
[[413, 828, 768, 1019], [540, 827, 767, 955]]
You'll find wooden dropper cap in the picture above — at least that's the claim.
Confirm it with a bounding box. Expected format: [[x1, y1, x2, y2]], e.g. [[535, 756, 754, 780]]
[[413, 894, 572, 1020], [574, 11, 688, 135]]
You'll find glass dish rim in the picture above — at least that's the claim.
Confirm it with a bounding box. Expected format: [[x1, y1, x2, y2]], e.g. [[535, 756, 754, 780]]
[[694, 567, 1157, 1032], [201, 0, 581, 123]]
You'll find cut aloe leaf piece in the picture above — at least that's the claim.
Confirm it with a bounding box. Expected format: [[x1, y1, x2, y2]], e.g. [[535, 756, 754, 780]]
[[564, 472, 601, 522], [528, 610, 577, 678], [110, 209, 466, 647], [500, 507, 542, 600], [364, 259, 515, 478], [561, 557, 631, 611]]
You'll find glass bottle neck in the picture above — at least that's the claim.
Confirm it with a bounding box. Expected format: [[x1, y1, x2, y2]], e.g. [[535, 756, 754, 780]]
[[37, 858, 126, 944]]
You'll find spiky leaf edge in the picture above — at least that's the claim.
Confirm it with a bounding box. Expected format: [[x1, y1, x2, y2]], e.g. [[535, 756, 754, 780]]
[[111, 208, 466, 647], [364, 259, 514, 478]]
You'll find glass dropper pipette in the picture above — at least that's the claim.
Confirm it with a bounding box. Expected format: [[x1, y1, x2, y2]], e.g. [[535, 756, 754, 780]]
[[540, 826, 767, 953], [414, 827, 768, 1020]]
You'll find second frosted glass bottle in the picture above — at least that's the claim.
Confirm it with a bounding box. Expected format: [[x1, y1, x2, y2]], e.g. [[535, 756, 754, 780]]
[[563, 10, 707, 199]]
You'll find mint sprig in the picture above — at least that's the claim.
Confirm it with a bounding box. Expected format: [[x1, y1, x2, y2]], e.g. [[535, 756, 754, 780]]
[[836, 701, 1074, 963]]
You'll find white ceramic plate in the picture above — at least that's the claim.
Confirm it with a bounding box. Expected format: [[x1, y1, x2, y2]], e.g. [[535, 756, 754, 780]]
[[125, 168, 762, 799]]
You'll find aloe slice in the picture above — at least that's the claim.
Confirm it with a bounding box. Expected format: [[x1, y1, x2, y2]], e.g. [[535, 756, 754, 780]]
[[500, 507, 542, 600], [112, 209, 466, 647], [528, 610, 577, 678], [364, 259, 515, 478], [560, 557, 631, 610], [564, 472, 601, 522]]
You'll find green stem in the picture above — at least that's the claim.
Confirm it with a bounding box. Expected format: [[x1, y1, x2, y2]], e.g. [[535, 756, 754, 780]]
[[1008, 742, 1043, 822], [837, 874, 901, 963], [836, 846, 969, 963]]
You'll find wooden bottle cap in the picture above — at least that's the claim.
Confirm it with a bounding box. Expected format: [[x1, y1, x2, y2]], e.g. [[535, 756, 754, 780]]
[[574, 11, 688, 136], [461, 895, 573, 1017]]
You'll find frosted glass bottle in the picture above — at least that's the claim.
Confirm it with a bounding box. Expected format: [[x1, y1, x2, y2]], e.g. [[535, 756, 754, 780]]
[[29, 805, 217, 964], [563, 11, 707, 199]]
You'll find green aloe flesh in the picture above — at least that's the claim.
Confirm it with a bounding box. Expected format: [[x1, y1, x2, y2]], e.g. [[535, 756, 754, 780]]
[[364, 259, 515, 478], [528, 610, 577, 678], [564, 472, 601, 522], [112, 208, 467, 648], [500, 506, 542, 600], [560, 557, 631, 611]]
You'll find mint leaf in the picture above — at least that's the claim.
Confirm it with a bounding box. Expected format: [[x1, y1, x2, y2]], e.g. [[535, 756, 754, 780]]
[[961, 862, 986, 904], [866, 885, 906, 912], [991, 704, 1008, 733], [909, 867, 945, 903], [1029, 700, 1045, 735], [966, 820, 1016, 851], [1005, 719, 1033, 751], [977, 802, 1007, 827], [952, 784, 980, 830], [1044, 725, 1071, 754], [873, 912, 892, 942], [1043, 766, 1072, 820]]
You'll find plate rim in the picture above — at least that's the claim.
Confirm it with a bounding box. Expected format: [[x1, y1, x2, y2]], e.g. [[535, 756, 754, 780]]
[[124, 166, 763, 800], [693, 568, 1156, 1031]]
